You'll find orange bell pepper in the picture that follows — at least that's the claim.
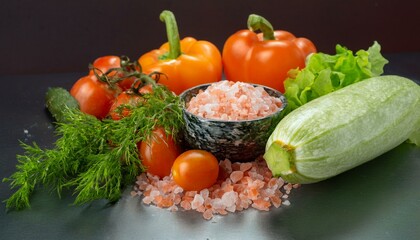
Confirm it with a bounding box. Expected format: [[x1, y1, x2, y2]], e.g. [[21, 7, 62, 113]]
[[138, 10, 222, 95], [222, 14, 317, 93]]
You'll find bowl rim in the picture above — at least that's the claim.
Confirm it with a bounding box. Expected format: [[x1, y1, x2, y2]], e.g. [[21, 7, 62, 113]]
[[179, 81, 288, 123]]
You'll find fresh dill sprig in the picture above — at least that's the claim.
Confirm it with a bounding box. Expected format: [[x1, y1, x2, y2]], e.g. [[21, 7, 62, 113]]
[[3, 85, 184, 210]]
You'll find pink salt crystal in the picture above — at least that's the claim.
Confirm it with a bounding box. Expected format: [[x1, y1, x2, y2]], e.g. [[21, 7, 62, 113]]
[[180, 200, 192, 210], [200, 189, 210, 199], [247, 187, 260, 200], [169, 205, 179, 212], [267, 178, 279, 189], [230, 170, 244, 183], [240, 162, 253, 172], [217, 208, 228, 215], [173, 194, 182, 205], [226, 204, 237, 213], [252, 199, 271, 211], [149, 189, 160, 198], [186, 81, 282, 121], [185, 191, 197, 197], [210, 198, 224, 210], [270, 195, 282, 208], [251, 179, 265, 189], [231, 162, 241, 171], [221, 191, 238, 208], [133, 158, 297, 221], [173, 186, 183, 194], [142, 196, 153, 205], [191, 194, 205, 210], [203, 209, 214, 220], [220, 159, 232, 173]]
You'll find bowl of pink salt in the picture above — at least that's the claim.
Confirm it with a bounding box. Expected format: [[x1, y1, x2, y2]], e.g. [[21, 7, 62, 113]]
[[179, 80, 287, 162]]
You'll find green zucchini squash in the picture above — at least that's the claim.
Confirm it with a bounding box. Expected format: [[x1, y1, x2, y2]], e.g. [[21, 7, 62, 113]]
[[264, 75, 420, 184]]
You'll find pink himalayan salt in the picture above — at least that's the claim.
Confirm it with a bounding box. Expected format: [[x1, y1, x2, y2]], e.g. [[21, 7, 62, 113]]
[[186, 81, 283, 121], [133, 157, 299, 220]]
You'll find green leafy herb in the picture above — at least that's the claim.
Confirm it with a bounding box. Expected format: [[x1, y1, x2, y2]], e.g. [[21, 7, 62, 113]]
[[3, 86, 184, 210], [282, 41, 389, 115]]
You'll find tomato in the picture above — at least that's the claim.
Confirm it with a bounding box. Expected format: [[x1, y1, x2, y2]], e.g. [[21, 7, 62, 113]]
[[108, 92, 140, 120], [138, 127, 181, 178], [70, 74, 120, 119], [171, 150, 219, 191], [108, 84, 155, 120], [89, 55, 121, 77], [89, 55, 135, 90]]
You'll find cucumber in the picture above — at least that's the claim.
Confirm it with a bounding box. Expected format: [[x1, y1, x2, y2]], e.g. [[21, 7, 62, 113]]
[[45, 87, 80, 123], [264, 75, 420, 184]]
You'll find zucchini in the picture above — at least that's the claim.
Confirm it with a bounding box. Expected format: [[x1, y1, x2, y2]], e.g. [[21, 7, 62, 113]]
[[264, 75, 420, 184], [45, 87, 80, 123]]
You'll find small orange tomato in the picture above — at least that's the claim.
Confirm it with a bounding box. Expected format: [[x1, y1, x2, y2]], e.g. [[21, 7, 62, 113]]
[[138, 127, 180, 178], [171, 150, 219, 191]]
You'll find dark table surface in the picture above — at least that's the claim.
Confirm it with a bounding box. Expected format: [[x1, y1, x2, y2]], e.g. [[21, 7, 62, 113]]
[[1, 53, 419, 240]]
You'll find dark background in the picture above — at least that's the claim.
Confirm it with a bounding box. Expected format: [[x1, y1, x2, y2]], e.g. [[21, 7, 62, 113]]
[[1, 0, 419, 75]]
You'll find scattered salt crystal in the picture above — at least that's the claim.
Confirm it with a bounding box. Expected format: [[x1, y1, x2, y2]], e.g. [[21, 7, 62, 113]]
[[191, 194, 205, 210], [180, 200, 192, 210], [221, 191, 238, 208], [200, 189, 210, 199], [230, 171, 244, 183], [203, 209, 214, 220], [142, 196, 153, 205], [240, 162, 253, 172], [174, 186, 183, 194], [132, 158, 297, 220]]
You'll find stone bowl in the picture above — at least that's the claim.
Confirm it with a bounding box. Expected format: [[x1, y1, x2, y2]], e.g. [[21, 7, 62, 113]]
[[179, 82, 287, 162]]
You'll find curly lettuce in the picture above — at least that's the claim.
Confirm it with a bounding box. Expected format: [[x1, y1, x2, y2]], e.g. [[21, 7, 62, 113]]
[[283, 41, 389, 115]]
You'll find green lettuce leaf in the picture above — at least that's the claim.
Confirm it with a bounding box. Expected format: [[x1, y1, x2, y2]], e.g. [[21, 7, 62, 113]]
[[282, 41, 388, 115]]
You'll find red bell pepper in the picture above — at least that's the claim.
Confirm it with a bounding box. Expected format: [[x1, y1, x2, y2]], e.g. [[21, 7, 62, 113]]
[[222, 14, 317, 93]]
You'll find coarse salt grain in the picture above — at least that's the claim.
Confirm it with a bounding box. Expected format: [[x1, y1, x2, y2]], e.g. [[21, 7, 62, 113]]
[[186, 81, 283, 121], [133, 157, 300, 220]]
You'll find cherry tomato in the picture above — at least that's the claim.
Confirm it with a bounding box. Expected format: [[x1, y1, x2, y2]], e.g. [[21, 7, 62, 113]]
[[108, 92, 142, 120], [89, 55, 121, 77], [171, 150, 219, 191], [70, 74, 120, 119], [138, 127, 181, 178], [108, 84, 155, 120], [89, 55, 135, 90]]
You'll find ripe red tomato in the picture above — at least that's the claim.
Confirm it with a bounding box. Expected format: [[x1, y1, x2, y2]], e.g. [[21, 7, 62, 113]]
[[108, 84, 154, 120], [70, 75, 120, 119], [171, 150, 219, 191], [89, 55, 135, 90], [89, 55, 121, 77], [138, 127, 181, 178], [108, 92, 143, 120]]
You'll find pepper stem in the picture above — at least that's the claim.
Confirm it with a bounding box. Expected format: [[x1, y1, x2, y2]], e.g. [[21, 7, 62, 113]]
[[247, 14, 275, 41], [160, 10, 181, 59]]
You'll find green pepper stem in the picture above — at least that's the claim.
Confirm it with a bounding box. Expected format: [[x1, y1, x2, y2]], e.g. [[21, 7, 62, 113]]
[[160, 10, 181, 59], [247, 14, 275, 41]]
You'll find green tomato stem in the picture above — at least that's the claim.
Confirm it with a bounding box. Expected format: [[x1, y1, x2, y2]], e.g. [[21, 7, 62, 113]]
[[247, 14, 275, 41], [160, 10, 181, 59]]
